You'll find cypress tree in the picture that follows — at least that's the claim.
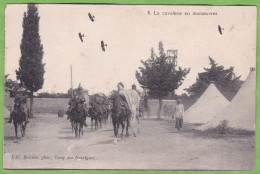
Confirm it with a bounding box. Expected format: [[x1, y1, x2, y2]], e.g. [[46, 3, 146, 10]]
[[16, 4, 45, 117]]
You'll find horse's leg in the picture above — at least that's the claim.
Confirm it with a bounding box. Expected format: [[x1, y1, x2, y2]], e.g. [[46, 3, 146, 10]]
[[81, 124, 84, 135], [106, 112, 109, 124], [91, 117, 93, 129], [80, 122, 83, 136], [121, 121, 125, 138], [137, 116, 140, 133], [99, 115, 102, 128], [23, 123, 25, 137], [78, 123, 80, 138], [14, 123, 18, 138], [116, 122, 119, 137], [112, 121, 117, 137], [112, 119, 118, 143], [126, 119, 129, 137], [71, 120, 74, 131], [95, 118, 98, 130], [21, 113, 26, 137], [77, 123, 80, 138], [20, 123, 24, 137], [75, 122, 78, 138], [104, 113, 106, 124]]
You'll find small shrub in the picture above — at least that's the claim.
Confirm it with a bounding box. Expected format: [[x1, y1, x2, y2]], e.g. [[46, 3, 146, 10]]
[[217, 120, 229, 134], [58, 110, 65, 117]]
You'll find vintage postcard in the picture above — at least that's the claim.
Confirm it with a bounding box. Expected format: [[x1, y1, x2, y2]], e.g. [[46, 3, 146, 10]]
[[3, 4, 256, 170]]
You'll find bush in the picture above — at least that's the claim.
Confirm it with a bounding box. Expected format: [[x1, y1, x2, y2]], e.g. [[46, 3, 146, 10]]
[[58, 110, 65, 117], [217, 120, 229, 134]]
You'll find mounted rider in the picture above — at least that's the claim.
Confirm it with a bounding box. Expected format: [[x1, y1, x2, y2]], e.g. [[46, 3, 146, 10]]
[[8, 87, 28, 123], [89, 94, 103, 114], [67, 84, 88, 126], [110, 82, 131, 115]]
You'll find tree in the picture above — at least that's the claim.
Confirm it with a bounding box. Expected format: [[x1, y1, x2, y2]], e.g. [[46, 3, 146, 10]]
[[16, 4, 45, 117], [136, 41, 190, 118], [185, 57, 243, 101]]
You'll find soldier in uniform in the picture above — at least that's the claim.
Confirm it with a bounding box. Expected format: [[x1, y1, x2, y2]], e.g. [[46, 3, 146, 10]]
[[117, 82, 131, 115], [67, 94, 76, 120], [67, 84, 88, 126], [8, 87, 28, 123]]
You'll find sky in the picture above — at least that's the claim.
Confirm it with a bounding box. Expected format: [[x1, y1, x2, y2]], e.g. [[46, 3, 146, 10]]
[[5, 5, 256, 95]]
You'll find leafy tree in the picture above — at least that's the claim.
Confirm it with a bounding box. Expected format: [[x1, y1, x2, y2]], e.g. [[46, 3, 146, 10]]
[[185, 57, 243, 101], [16, 4, 45, 117], [136, 41, 190, 118]]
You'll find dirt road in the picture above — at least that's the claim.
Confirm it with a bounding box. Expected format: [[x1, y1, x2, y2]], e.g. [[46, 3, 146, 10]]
[[3, 114, 254, 170]]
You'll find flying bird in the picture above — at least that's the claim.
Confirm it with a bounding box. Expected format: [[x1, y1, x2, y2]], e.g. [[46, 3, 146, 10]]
[[78, 33, 84, 42], [88, 13, 95, 22], [101, 40, 107, 52], [218, 25, 224, 35]]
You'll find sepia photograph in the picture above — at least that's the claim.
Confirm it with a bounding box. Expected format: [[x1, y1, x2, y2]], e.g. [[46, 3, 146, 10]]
[[3, 4, 256, 170]]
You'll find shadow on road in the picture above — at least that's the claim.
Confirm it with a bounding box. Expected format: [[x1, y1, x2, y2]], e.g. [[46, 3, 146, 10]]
[[4, 136, 21, 141], [93, 139, 114, 145], [58, 136, 77, 140], [58, 130, 74, 134], [100, 129, 113, 132], [61, 127, 73, 130], [91, 138, 125, 146]]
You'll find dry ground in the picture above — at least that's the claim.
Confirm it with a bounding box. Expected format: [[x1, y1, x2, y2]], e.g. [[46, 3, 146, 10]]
[[3, 114, 254, 170]]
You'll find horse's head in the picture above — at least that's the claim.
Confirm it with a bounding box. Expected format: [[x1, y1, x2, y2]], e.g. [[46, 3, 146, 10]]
[[73, 102, 82, 113]]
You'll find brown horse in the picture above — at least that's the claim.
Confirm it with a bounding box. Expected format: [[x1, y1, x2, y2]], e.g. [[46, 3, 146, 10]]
[[88, 105, 102, 130], [110, 91, 133, 141], [71, 103, 85, 138], [10, 110, 27, 138]]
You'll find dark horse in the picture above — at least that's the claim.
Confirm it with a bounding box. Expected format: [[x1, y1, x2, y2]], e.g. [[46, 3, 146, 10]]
[[110, 91, 133, 142], [88, 105, 102, 130], [71, 103, 86, 138], [10, 110, 27, 138], [100, 105, 110, 124], [67, 111, 75, 131]]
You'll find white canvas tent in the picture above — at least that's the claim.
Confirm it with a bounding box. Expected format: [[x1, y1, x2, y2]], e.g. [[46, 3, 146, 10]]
[[184, 83, 229, 124], [198, 68, 256, 131]]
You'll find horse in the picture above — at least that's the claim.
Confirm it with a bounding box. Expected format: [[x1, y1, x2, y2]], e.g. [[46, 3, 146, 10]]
[[91, 93, 111, 125], [88, 106, 102, 130], [110, 91, 133, 141], [66, 110, 75, 131], [10, 110, 27, 138], [88, 102, 109, 130], [100, 104, 110, 124], [71, 103, 85, 138]]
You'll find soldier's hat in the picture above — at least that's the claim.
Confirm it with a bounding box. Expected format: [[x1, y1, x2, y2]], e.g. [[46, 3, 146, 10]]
[[117, 82, 124, 90]]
